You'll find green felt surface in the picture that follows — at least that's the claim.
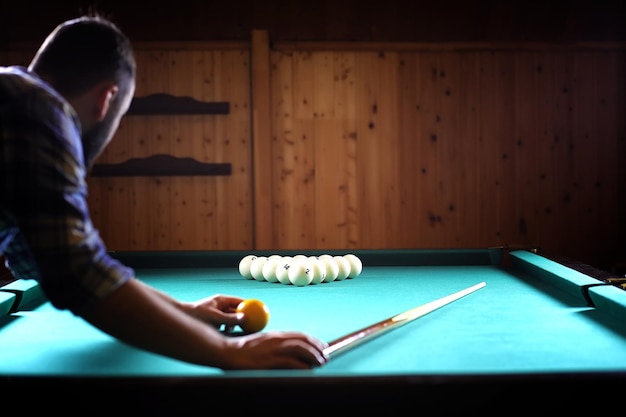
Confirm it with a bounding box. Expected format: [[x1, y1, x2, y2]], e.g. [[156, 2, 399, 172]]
[[0, 291, 16, 316], [1, 249, 626, 378], [0, 278, 45, 312], [588, 284, 626, 322]]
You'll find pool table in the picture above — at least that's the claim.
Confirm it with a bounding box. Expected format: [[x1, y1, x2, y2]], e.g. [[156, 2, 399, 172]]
[[1, 248, 626, 413]]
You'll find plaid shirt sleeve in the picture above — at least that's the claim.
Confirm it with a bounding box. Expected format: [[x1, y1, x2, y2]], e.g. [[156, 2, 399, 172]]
[[0, 66, 134, 315]]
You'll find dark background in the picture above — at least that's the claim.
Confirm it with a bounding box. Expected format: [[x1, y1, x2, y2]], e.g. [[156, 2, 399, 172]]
[[1, 0, 624, 43]]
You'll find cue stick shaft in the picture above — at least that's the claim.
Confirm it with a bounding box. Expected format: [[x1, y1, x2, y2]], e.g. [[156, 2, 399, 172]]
[[323, 281, 486, 358]]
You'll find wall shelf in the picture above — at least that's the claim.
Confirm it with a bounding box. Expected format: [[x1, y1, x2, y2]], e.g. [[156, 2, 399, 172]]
[[91, 154, 231, 177], [127, 93, 230, 115]]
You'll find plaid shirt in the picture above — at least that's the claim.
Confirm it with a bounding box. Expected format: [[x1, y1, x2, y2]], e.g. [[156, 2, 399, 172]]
[[0, 66, 133, 314]]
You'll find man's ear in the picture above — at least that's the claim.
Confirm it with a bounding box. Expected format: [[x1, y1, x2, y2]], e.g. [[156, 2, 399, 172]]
[[94, 83, 119, 121]]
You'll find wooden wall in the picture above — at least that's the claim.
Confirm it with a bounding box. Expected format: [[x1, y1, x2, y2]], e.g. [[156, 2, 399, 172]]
[[90, 44, 254, 250], [262, 40, 626, 268], [1, 34, 625, 269]]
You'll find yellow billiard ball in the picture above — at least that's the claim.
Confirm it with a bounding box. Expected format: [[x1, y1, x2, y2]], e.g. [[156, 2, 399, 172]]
[[236, 298, 270, 333]]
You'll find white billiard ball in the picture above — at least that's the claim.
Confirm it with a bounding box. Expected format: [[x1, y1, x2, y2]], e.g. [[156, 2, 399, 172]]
[[250, 256, 268, 281], [333, 256, 351, 281], [292, 254, 308, 263], [306, 259, 326, 285], [276, 258, 293, 284], [288, 261, 312, 286], [343, 253, 363, 278], [262, 257, 280, 283], [239, 254, 257, 279], [320, 257, 339, 282]]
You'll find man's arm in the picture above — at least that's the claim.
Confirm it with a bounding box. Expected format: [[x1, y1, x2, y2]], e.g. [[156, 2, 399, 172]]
[[130, 278, 244, 330], [79, 278, 329, 370]]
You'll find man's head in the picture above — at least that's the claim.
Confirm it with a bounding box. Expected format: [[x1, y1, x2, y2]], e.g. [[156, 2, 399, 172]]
[[28, 16, 136, 168]]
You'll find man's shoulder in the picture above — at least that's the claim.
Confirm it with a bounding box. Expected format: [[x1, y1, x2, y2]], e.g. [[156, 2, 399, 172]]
[[0, 66, 73, 122], [0, 65, 28, 76], [1, 65, 63, 101], [0, 66, 38, 91]]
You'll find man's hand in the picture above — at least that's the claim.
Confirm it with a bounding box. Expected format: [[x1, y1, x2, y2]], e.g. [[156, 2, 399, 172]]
[[187, 294, 245, 330], [221, 330, 329, 370]]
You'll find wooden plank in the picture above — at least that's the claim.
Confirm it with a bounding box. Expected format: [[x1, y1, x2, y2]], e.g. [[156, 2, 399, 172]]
[[251, 29, 273, 250], [513, 51, 540, 248], [353, 51, 404, 248], [455, 51, 481, 247], [570, 52, 596, 254], [215, 49, 253, 249], [314, 117, 343, 249], [477, 51, 499, 247], [287, 50, 315, 248], [169, 49, 199, 249], [312, 52, 337, 249], [534, 52, 559, 254], [376, 51, 401, 247], [286, 50, 320, 248], [397, 52, 421, 248], [475, 52, 518, 247], [550, 52, 576, 256], [128, 50, 153, 250], [198, 49, 220, 249], [146, 50, 172, 250], [594, 51, 624, 265], [495, 52, 517, 246], [354, 52, 381, 248], [416, 51, 444, 247], [438, 51, 463, 247], [270, 49, 293, 249], [335, 51, 358, 249]]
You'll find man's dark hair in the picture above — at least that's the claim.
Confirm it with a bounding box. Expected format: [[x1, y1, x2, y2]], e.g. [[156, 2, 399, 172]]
[[29, 16, 136, 97]]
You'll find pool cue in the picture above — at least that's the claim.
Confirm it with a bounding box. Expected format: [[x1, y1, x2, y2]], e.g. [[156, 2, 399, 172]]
[[323, 281, 486, 358]]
